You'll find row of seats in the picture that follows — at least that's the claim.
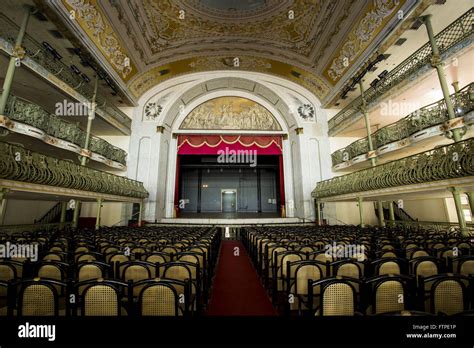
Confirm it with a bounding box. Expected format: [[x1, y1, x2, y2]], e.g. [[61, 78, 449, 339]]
[[0, 226, 221, 316], [242, 225, 474, 316]]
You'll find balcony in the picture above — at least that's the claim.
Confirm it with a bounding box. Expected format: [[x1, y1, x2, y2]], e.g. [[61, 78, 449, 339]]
[[328, 8, 474, 136], [0, 141, 147, 200], [331, 83, 474, 170], [0, 94, 127, 169], [315, 137, 474, 200], [0, 14, 131, 135]]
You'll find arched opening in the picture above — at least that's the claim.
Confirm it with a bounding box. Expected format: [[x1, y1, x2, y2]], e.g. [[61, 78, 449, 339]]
[[130, 72, 330, 222]]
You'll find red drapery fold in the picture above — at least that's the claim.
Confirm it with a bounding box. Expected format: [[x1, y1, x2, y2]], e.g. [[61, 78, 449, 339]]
[[177, 135, 282, 155]]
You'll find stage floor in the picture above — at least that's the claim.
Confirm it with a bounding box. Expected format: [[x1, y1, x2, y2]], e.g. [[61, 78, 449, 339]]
[[157, 212, 302, 225], [178, 212, 280, 219]]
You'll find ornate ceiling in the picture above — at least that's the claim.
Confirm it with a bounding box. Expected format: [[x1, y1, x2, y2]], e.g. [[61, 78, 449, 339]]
[[50, 0, 412, 103]]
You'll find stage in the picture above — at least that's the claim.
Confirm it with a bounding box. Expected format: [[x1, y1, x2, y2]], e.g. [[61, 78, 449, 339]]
[[156, 212, 303, 225]]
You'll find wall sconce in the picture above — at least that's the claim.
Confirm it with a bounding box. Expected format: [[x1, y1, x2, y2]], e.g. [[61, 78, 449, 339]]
[[295, 127, 304, 135], [156, 125, 165, 133], [282, 134, 288, 140]]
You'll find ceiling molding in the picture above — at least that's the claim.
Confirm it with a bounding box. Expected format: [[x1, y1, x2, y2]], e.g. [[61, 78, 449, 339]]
[[322, 0, 405, 85], [60, 0, 138, 82]]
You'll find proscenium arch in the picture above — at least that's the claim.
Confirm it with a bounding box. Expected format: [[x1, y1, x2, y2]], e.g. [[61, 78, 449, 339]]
[[162, 79, 297, 133], [132, 71, 328, 220], [137, 71, 324, 131], [162, 89, 295, 218]]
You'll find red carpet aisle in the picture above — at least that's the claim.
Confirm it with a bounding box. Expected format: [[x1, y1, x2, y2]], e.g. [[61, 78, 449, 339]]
[[206, 241, 277, 316]]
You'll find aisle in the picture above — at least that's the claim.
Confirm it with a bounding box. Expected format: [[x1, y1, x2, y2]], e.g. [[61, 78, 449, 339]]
[[206, 240, 276, 316]]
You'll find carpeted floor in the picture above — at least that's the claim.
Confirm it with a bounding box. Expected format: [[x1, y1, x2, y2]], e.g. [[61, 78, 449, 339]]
[[206, 241, 276, 316]]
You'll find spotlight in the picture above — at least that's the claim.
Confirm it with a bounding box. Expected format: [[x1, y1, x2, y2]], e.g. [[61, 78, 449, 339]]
[[97, 70, 106, 80], [81, 73, 90, 83], [70, 65, 80, 74], [378, 70, 388, 79], [370, 79, 380, 89], [376, 54, 386, 62], [42, 41, 62, 60]]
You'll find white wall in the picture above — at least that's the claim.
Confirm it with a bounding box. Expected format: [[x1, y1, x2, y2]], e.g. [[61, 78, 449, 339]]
[[329, 136, 360, 154], [80, 201, 129, 226], [403, 198, 450, 222], [100, 135, 130, 155], [3, 200, 57, 225], [444, 197, 462, 223], [324, 201, 378, 226]]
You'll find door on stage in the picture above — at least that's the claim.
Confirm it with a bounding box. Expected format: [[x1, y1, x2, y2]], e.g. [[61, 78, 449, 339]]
[[221, 190, 237, 213]]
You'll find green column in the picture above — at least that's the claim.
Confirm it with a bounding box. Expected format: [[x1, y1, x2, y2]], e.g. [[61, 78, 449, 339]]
[[359, 81, 377, 167], [359, 81, 385, 225], [72, 201, 81, 229], [0, 188, 9, 225], [388, 201, 395, 226], [59, 201, 67, 230], [358, 197, 364, 228], [81, 75, 99, 166], [377, 201, 385, 227], [138, 201, 143, 227], [452, 81, 460, 94], [466, 192, 474, 216], [73, 76, 99, 226], [95, 198, 103, 230], [315, 200, 322, 226], [421, 15, 462, 142], [0, 6, 33, 114], [449, 187, 468, 236]]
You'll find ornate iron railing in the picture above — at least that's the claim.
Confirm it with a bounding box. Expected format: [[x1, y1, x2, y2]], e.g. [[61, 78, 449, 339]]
[[331, 83, 474, 166], [0, 222, 72, 234], [3, 94, 127, 165], [316, 137, 474, 199], [389, 220, 474, 234], [0, 14, 131, 132], [35, 202, 61, 224], [0, 141, 148, 199], [328, 8, 474, 136]]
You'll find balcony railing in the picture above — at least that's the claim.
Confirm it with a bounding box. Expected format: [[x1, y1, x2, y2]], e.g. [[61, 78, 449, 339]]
[[0, 14, 131, 133], [331, 83, 474, 167], [328, 8, 474, 136], [0, 141, 148, 199], [3, 94, 127, 166], [315, 137, 474, 199]]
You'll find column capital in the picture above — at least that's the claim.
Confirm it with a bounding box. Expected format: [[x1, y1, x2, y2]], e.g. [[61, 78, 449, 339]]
[[420, 14, 433, 22], [430, 54, 442, 68], [448, 186, 461, 194]]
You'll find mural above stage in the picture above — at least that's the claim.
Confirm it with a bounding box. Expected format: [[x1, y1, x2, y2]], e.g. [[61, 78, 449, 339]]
[[179, 97, 282, 131]]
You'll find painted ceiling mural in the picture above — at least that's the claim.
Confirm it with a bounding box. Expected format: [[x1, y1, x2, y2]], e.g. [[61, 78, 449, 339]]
[[55, 0, 409, 102], [180, 97, 282, 131]]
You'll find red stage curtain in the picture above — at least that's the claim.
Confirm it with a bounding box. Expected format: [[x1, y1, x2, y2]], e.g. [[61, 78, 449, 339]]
[[177, 135, 282, 155]]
